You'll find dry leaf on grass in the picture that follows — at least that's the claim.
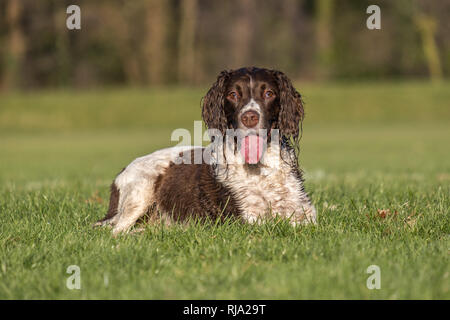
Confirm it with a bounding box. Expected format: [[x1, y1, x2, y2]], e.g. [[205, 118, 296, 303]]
[[366, 209, 400, 223], [376, 209, 398, 219], [404, 212, 419, 228]]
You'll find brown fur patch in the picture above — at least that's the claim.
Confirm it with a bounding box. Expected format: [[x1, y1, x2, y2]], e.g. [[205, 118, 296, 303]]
[[153, 151, 242, 222], [96, 182, 120, 224], [96, 167, 125, 224]]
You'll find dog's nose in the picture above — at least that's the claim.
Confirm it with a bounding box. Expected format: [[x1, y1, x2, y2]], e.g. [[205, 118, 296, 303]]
[[241, 110, 259, 128]]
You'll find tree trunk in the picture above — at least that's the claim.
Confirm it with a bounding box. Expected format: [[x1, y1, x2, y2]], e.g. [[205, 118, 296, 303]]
[[54, 3, 71, 87], [178, 0, 198, 84], [3, 0, 25, 89], [230, 0, 255, 68], [414, 14, 443, 82], [145, 0, 169, 85], [278, 0, 297, 72], [315, 0, 334, 80]]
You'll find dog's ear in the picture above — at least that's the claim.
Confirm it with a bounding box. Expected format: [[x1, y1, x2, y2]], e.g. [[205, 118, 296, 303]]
[[202, 70, 231, 135], [271, 70, 304, 140]]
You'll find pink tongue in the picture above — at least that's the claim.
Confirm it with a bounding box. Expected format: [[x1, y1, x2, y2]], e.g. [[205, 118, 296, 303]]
[[240, 135, 265, 164]]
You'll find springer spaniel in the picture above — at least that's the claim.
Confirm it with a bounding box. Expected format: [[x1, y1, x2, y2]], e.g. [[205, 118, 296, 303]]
[[95, 67, 316, 235]]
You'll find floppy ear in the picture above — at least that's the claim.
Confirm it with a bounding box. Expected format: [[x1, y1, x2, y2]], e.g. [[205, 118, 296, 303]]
[[272, 70, 304, 140], [202, 70, 231, 135]]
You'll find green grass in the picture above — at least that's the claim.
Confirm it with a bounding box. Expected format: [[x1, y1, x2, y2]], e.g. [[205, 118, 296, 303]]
[[0, 81, 449, 299]]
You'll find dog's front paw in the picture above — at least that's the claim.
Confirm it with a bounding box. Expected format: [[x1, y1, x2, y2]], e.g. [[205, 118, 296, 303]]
[[290, 205, 317, 226]]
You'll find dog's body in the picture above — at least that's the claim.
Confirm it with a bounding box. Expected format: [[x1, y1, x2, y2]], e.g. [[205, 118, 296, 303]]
[[95, 67, 316, 234]]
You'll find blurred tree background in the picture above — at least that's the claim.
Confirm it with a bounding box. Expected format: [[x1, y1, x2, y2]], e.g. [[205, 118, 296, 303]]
[[0, 0, 448, 89]]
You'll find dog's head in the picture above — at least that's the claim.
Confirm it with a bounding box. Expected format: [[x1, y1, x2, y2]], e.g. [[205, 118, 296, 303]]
[[202, 67, 304, 164]]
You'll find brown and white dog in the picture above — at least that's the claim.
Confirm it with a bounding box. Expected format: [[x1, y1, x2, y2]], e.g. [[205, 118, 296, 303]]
[[95, 67, 316, 235]]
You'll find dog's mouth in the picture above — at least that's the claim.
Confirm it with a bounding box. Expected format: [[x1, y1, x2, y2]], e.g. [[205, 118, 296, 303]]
[[239, 134, 266, 164]]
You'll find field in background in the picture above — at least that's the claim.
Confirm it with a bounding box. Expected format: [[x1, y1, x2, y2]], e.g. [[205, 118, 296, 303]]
[[0, 81, 449, 299]]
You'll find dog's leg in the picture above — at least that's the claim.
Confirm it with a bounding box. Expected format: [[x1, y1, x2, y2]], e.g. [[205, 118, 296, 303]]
[[92, 213, 121, 227], [111, 182, 153, 235], [290, 203, 317, 226], [95, 146, 199, 234]]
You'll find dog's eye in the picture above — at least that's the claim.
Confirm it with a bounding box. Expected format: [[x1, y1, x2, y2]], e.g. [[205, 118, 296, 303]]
[[228, 91, 239, 100], [264, 90, 275, 99]]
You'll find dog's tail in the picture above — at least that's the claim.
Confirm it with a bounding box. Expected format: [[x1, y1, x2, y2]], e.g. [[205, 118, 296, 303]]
[[92, 168, 125, 227]]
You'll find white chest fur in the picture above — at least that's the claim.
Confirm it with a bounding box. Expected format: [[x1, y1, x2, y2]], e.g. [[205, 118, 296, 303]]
[[215, 146, 315, 224]]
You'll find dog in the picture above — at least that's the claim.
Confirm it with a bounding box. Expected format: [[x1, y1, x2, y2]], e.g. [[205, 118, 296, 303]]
[[94, 67, 316, 235]]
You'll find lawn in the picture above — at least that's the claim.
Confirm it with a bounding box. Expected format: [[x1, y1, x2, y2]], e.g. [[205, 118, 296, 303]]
[[0, 81, 448, 299]]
